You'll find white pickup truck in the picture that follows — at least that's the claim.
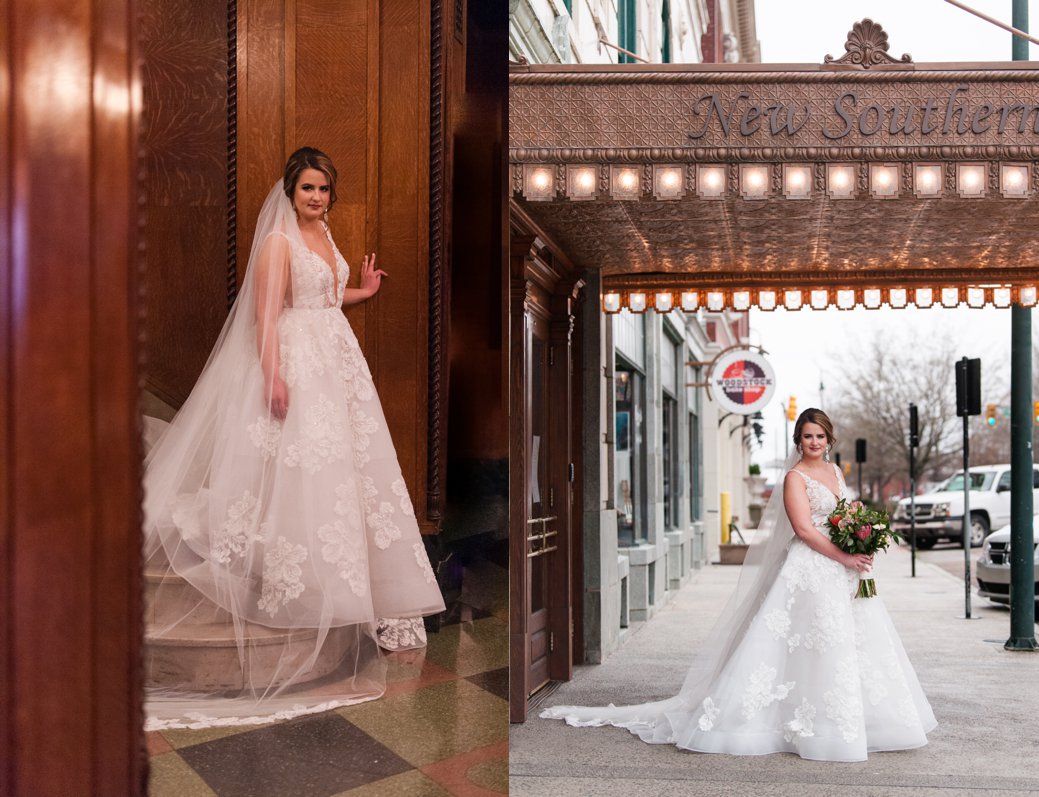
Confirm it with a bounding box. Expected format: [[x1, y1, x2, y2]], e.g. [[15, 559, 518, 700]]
[[892, 464, 1039, 549]]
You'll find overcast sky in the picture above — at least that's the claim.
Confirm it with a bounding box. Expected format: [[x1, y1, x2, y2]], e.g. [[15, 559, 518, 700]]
[[748, 0, 1037, 466]]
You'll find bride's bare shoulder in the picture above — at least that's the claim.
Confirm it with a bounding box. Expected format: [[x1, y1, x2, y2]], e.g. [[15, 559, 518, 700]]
[[784, 469, 809, 495]]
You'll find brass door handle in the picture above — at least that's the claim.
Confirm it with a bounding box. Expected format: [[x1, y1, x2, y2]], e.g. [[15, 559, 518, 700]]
[[526, 516, 559, 558]]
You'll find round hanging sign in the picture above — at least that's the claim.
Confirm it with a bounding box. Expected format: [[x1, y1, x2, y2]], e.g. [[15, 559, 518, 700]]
[[710, 348, 776, 415]]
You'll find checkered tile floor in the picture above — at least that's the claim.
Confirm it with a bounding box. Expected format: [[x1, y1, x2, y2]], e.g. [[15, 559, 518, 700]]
[[147, 561, 508, 797]]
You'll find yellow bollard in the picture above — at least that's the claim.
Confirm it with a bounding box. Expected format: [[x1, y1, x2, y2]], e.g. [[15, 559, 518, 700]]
[[720, 490, 731, 545]]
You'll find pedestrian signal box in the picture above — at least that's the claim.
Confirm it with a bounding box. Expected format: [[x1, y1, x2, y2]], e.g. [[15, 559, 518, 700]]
[[786, 396, 797, 421]]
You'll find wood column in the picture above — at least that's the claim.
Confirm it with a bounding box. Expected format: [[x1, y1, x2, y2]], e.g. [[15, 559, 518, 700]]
[[1, 0, 144, 793]]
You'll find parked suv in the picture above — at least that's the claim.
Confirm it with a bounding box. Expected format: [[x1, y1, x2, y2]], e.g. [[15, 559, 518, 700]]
[[976, 517, 1039, 605], [892, 465, 1039, 549]]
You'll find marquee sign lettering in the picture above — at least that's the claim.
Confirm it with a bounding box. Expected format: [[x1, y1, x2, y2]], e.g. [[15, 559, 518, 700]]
[[688, 85, 1039, 142], [507, 19, 1039, 303]]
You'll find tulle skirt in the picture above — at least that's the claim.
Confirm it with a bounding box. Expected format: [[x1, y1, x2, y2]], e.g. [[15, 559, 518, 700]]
[[143, 307, 444, 729], [543, 540, 936, 761]]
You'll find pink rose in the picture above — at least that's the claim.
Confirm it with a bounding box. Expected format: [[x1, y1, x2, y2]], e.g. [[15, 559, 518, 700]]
[[855, 525, 872, 540], [851, 501, 864, 511], [838, 517, 852, 530]]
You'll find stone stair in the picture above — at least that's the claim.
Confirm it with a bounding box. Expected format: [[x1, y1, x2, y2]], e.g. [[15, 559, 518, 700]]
[[144, 565, 351, 692]]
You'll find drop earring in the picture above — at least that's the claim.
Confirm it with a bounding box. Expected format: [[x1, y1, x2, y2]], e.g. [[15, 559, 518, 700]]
[[824, 444, 832, 462]]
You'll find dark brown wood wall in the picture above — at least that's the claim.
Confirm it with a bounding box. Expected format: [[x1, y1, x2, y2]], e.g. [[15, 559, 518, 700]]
[[1, 0, 144, 793], [141, 0, 230, 408], [447, 0, 508, 463]]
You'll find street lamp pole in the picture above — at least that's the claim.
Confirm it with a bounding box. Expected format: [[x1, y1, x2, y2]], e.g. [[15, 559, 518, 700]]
[[1007, 0, 1038, 651]]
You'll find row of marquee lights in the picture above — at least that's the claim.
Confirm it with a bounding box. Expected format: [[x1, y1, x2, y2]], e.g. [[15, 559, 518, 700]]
[[601, 285, 1039, 314], [520, 161, 1034, 201]]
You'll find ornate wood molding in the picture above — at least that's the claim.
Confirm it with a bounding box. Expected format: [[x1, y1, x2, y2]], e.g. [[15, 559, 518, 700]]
[[226, 0, 238, 309], [824, 19, 912, 70], [426, 0, 446, 523]]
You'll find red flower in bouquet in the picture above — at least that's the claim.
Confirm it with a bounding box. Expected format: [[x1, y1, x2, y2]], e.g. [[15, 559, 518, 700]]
[[825, 499, 902, 598]]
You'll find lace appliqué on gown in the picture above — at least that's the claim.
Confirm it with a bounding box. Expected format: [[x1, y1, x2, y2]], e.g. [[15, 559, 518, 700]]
[[540, 460, 936, 762], [143, 195, 445, 729], [677, 464, 934, 759]]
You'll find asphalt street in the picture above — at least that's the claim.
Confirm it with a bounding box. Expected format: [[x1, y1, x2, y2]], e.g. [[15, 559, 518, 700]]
[[510, 544, 1039, 796]]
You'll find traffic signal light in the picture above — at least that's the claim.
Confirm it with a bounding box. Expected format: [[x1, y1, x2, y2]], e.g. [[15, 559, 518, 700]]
[[985, 404, 997, 426], [786, 395, 797, 421], [1034, 401, 1039, 424]]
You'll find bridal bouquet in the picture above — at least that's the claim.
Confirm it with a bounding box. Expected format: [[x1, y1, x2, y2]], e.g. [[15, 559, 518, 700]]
[[826, 499, 902, 598]]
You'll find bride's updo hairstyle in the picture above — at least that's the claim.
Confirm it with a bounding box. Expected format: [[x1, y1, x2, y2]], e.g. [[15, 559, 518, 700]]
[[792, 407, 837, 448], [283, 146, 338, 210]]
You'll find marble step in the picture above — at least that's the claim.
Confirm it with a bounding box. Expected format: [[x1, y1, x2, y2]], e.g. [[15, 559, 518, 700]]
[[144, 565, 232, 627], [144, 566, 354, 692], [145, 620, 355, 692]]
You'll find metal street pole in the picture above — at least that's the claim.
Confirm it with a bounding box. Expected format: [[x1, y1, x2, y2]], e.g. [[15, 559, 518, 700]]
[[961, 393, 972, 619], [1007, 0, 1038, 651], [909, 403, 918, 578]]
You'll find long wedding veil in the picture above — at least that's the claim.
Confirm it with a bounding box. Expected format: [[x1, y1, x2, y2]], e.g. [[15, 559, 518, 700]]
[[541, 450, 803, 744], [142, 180, 385, 728]]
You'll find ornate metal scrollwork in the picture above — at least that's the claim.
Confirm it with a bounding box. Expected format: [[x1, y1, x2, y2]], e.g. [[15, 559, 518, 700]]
[[824, 19, 912, 69]]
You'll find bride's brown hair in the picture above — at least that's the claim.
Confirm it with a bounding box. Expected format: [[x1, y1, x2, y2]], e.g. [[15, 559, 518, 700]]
[[792, 408, 837, 448], [283, 146, 338, 209]]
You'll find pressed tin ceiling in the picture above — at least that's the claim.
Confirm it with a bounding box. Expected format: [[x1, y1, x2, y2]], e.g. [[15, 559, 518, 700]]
[[509, 21, 1039, 305]]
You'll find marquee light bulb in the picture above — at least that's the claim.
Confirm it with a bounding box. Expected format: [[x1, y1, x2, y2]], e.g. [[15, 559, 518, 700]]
[[697, 165, 727, 199], [1001, 164, 1029, 197], [869, 164, 898, 198], [827, 164, 856, 199], [957, 164, 986, 197], [741, 165, 769, 199]]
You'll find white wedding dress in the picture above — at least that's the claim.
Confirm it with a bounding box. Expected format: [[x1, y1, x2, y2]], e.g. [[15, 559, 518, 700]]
[[542, 462, 936, 762], [143, 180, 445, 728]]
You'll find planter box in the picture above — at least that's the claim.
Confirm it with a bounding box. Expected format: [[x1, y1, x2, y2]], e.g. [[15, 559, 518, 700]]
[[718, 543, 749, 565]]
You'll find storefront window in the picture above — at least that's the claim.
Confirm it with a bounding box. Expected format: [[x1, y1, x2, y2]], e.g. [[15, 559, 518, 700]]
[[663, 395, 678, 528], [687, 361, 703, 523], [615, 365, 646, 546], [662, 332, 679, 529]]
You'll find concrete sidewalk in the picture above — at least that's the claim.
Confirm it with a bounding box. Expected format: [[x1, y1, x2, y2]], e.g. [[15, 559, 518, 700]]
[[510, 545, 1039, 796]]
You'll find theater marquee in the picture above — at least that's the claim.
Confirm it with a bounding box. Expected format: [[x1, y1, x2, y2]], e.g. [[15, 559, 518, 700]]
[[509, 20, 1039, 313]]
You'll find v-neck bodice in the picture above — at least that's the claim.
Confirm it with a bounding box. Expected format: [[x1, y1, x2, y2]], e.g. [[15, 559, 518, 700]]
[[789, 464, 846, 529], [285, 228, 349, 309]]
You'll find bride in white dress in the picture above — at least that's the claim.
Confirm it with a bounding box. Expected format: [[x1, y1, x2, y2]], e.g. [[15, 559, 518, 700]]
[[143, 147, 445, 728], [542, 408, 936, 761]]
